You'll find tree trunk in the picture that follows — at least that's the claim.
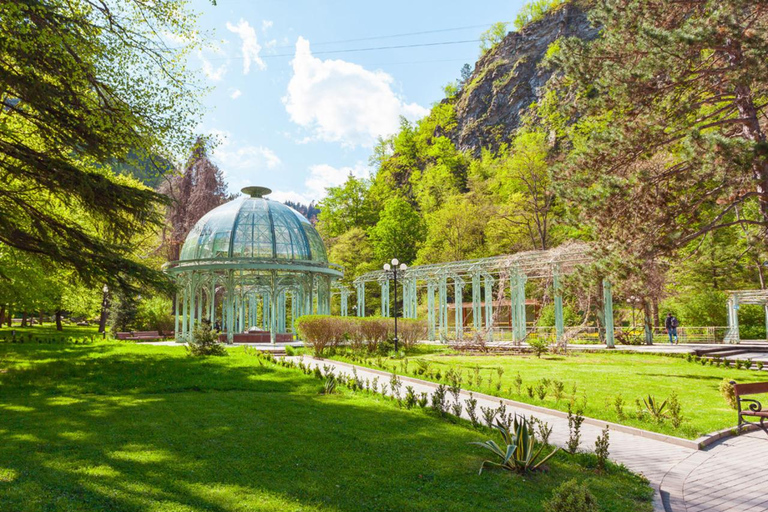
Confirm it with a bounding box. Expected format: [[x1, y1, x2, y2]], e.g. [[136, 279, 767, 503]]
[[652, 299, 660, 327], [55, 310, 63, 331], [643, 300, 654, 345], [39, 310, 44, 326], [6, 305, 11, 327], [0, 305, 4, 326], [21, 312, 27, 327], [595, 280, 606, 344], [98, 288, 110, 333]]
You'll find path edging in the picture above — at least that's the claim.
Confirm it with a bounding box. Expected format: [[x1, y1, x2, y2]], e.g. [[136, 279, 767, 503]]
[[308, 356, 747, 451]]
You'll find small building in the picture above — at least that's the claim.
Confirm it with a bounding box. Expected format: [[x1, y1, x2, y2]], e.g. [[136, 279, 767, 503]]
[[164, 186, 343, 343]]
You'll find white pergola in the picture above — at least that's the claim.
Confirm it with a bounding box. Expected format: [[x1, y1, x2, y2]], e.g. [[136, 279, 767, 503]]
[[725, 290, 768, 343]]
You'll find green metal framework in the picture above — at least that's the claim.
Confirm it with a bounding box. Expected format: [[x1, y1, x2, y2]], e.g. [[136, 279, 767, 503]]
[[725, 290, 768, 343], [342, 242, 617, 347], [164, 188, 342, 343]]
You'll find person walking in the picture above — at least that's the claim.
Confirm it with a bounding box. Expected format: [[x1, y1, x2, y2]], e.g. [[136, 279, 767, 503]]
[[665, 313, 679, 344]]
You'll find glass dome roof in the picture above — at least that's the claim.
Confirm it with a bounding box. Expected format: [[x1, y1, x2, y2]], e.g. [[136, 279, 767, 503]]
[[178, 188, 327, 263]]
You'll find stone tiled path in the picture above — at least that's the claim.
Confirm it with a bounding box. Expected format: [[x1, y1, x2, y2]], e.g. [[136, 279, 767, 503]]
[[295, 356, 768, 512]]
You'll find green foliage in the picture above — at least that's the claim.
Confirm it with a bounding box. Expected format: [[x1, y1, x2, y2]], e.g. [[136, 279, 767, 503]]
[[108, 290, 139, 333], [642, 395, 668, 423], [185, 324, 227, 357], [514, 0, 567, 31], [471, 415, 559, 474], [538, 304, 580, 327], [528, 337, 551, 358], [368, 197, 425, 264], [594, 426, 610, 472], [566, 406, 584, 454], [543, 479, 600, 512], [479, 22, 509, 55], [551, 0, 768, 296], [318, 176, 378, 239], [720, 379, 737, 410], [0, 0, 201, 292], [135, 296, 174, 332]]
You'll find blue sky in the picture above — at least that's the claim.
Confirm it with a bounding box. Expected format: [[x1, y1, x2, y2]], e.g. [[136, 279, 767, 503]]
[[187, 0, 526, 204]]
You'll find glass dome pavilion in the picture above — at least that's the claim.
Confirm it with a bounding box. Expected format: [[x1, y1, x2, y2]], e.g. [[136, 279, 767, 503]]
[[164, 186, 343, 343]]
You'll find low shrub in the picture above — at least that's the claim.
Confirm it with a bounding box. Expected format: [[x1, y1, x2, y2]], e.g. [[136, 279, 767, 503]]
[[399, 318, 428, 351], [528, 337, 550, 358], [720, 378, 737, 410], [543, 479, 599, 512], [594, 426, 610, 472], [186, 324, 227, 357], [295, 315, 337, 356]]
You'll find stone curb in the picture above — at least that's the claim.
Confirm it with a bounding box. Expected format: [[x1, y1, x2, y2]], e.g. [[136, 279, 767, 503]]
[[304, 356, 749, 451]]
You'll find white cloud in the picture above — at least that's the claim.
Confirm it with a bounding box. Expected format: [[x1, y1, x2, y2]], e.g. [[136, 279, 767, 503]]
[[215, 144, 281, 171], [226, 19, 266, 74], [229, 88, 242, 99], [283, 37, 428, 147], [269, 190, 313, 205], [305, 163, 370, 199], [262, 20, 273, 32], [200, 51, 227, 81]]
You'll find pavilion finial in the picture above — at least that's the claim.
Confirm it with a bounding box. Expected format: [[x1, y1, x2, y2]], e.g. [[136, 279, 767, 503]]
[[241, 186, 272, 198]]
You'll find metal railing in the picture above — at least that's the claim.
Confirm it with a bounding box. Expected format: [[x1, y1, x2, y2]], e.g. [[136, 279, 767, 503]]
[[441, 325, 730, 345]]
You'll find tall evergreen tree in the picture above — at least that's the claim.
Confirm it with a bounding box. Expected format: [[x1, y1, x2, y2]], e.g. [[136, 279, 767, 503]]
[[161, 137, 229, 261], [551, 0, 768, 259], [0, 0, 203, 292]]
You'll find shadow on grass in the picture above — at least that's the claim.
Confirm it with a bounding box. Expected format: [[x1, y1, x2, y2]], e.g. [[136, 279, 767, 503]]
[[0, 345, 653, 512]]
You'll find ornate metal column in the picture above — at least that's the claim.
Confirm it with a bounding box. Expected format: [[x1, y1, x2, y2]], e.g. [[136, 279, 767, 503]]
[[553, 270, 564, 346], [427, 279, 437, 341], [438, 273, 448, 337], [379, 276, 390, 317], [356, 281, 366, 317], [453, 275, 464, 340], [471, 271, 482, 331], [483, 273, 495, 339], [603, 278, 615, 348]]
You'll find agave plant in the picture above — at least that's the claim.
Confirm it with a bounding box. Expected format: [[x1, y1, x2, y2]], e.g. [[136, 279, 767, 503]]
[[471, 415, 559, 474], [643, 395, 668, 422]]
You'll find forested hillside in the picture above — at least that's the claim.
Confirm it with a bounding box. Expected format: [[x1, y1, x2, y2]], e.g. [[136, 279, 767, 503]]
[[318, 0, 768, 334]]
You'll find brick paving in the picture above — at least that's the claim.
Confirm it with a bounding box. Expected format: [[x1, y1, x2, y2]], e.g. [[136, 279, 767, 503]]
[[296, 356, 768, 512]]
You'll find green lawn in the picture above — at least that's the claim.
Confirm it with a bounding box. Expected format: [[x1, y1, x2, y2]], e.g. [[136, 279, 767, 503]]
[[0, 343, 651, 512], [328, 349, 768, 439], [0, 322, 100, 342]]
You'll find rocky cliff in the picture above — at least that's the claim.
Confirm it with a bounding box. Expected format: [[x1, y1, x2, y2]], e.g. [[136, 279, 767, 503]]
[[447, 2, 598, 154]]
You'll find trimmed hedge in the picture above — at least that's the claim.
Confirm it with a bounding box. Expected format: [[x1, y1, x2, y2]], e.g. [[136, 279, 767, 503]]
[[294, 315, 427, 356]]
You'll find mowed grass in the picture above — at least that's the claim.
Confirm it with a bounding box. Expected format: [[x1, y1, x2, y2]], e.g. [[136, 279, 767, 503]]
[[0, 323, 100, 341], [0, 343, 651, 512], [330, 349, 768, 439]]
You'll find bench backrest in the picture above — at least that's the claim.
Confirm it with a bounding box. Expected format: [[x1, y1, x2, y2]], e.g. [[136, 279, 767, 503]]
[[132, 331, 160, 336], [731, 381, 768, 397], [116, 332, 131, 339]]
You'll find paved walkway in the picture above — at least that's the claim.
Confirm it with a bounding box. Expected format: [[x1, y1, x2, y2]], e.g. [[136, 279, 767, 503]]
[[295, 356, 768, 512]]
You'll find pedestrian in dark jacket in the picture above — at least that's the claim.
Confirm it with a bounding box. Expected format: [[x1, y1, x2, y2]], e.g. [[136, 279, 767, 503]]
[[665, 313, 679, 344]]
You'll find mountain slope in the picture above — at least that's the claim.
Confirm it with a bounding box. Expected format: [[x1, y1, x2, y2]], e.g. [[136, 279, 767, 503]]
[[447, 2, 598, 153]]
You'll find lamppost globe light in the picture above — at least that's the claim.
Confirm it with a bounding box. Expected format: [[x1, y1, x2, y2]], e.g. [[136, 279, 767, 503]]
[[400, 263, 407, 271], [383, 263, 391, 271], [391, 258, 399, 266], [103, 284, 109, 293]]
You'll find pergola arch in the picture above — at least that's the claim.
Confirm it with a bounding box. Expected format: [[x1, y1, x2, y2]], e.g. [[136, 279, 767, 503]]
[[342, 242, 618, 347]]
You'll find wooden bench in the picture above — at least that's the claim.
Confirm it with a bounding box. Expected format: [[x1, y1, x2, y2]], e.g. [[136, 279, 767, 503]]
[[116, 331, 164, 341], [730, 381, 768, 435]]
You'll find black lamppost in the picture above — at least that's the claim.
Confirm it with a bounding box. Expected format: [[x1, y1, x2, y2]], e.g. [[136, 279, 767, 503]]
[[627, 296, 641, 327], [383, 258, 407, 352]]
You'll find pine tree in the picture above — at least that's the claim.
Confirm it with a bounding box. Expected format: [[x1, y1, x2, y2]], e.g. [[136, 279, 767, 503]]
[[162, 138, 229, 260]]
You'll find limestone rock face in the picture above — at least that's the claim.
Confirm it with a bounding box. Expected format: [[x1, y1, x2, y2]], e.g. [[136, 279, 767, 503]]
[[447, 3, 598, 154]]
